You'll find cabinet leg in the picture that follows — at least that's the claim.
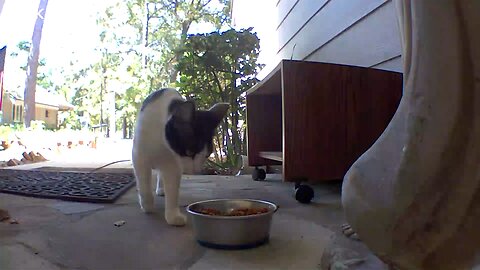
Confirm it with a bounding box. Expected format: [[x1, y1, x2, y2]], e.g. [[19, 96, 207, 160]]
[[293, 179, 314, 204], [252, 167, 266, 181]]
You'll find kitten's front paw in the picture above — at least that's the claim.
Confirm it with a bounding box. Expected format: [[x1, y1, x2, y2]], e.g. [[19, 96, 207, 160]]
[[165, 211, 187, 226], [139, 194, 154, 213], [141, 203, 154, 213]]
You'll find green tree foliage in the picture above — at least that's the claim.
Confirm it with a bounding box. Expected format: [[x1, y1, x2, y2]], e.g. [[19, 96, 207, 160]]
[[141, 0, 231, 84], [9, 41, 53, 90], [176, 28, 263, 167], [60, 0, 264, 172], [65, 0, 232, 137]]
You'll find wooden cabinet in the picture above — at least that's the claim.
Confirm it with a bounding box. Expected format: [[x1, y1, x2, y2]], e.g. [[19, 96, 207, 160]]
[[246, 60, 402, 183]]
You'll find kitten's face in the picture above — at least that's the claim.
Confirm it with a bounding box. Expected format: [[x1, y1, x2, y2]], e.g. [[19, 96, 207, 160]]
[[165, 101, 229, 174]]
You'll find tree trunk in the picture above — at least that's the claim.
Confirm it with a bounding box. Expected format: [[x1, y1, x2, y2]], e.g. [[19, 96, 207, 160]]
[[231, 109, 241, 155], [106, 118, 110, 138], [128, 121, 133, 139], [213, 134, 221, 163], [122, 116, 127, 139], [24, 0, 49, 127]]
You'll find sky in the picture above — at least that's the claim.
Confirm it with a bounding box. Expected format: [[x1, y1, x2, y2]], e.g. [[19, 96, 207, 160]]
[[0, 0, 117, 67], [232, 0, 278, 78], [0, 0, 117, 91], [0, 0, 277, 92]]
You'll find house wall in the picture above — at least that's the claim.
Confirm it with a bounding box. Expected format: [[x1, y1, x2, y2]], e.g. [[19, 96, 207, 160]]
[[1, 96, 13, 123], [1, 93, 59, 128], [1, 96, 23, 124], [274, 0, 402, 73], [35, 104, 58, 129]]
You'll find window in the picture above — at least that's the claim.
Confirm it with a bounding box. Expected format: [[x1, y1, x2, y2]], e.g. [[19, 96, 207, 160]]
[[45, 110, 49, 118], [12, 105, 23, 122], [17, 106, 22, 121]]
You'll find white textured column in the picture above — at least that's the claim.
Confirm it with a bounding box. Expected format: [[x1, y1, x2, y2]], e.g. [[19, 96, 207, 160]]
[[341, 0, 480, 269]]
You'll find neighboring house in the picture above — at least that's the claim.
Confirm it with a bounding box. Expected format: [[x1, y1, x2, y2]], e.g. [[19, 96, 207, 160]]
[[0, 87, 74, 129]]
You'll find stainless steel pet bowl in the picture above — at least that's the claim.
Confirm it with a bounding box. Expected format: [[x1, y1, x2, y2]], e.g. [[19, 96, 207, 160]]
[[186, 199, 278, 250]]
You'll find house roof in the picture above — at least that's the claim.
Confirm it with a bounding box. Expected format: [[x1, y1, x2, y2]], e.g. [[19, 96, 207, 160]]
[[7, 87, 74, 111]]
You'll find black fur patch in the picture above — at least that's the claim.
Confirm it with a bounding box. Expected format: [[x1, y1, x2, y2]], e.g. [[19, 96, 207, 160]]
[[165, 105, 220, 159], [168, 99, 185, 114], [140, 88, 169, 111]]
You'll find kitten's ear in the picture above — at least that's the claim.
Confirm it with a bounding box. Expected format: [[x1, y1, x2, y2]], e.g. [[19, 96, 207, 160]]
[[208, 103, 230, 127], [173, 101, 195, 122]]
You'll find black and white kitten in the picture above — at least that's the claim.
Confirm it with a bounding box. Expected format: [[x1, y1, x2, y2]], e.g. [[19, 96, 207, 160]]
[[132, 88, 229, 226]]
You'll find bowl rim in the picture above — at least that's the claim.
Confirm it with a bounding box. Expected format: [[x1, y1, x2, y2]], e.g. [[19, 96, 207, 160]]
[[186, 198, 278, 220]]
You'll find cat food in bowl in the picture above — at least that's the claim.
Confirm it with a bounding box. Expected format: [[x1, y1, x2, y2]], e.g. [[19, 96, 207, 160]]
[[186, 199, 278, 249], [196, 207, 270, 216]]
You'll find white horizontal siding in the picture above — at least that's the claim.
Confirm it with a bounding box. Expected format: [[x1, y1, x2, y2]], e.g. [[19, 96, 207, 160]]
[[273, 0, 403, 73], [276, 0, 329, 50], [305, 1, 402, 71], [371, 55, 402, 73], [276, 0, 299, 28], [277, 0, 388, 60]]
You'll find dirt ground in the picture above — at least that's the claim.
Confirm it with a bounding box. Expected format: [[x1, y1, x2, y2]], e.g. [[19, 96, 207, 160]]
[[0, 130, 132, 168]]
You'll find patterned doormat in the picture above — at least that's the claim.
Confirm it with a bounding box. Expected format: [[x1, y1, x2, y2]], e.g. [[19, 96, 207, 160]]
[[0, 169, 136, 203]]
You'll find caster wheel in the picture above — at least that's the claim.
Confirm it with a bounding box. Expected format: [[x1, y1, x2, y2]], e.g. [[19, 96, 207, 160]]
[[252, 168, 266, 181], [295, 184, 314, 204]]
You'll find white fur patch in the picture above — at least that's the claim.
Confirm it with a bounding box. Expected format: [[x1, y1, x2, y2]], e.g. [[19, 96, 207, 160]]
[[132, 88, 222, 227]]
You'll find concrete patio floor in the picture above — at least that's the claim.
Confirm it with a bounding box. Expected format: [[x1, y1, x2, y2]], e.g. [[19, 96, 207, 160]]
[[0, 161, 386, 270]]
